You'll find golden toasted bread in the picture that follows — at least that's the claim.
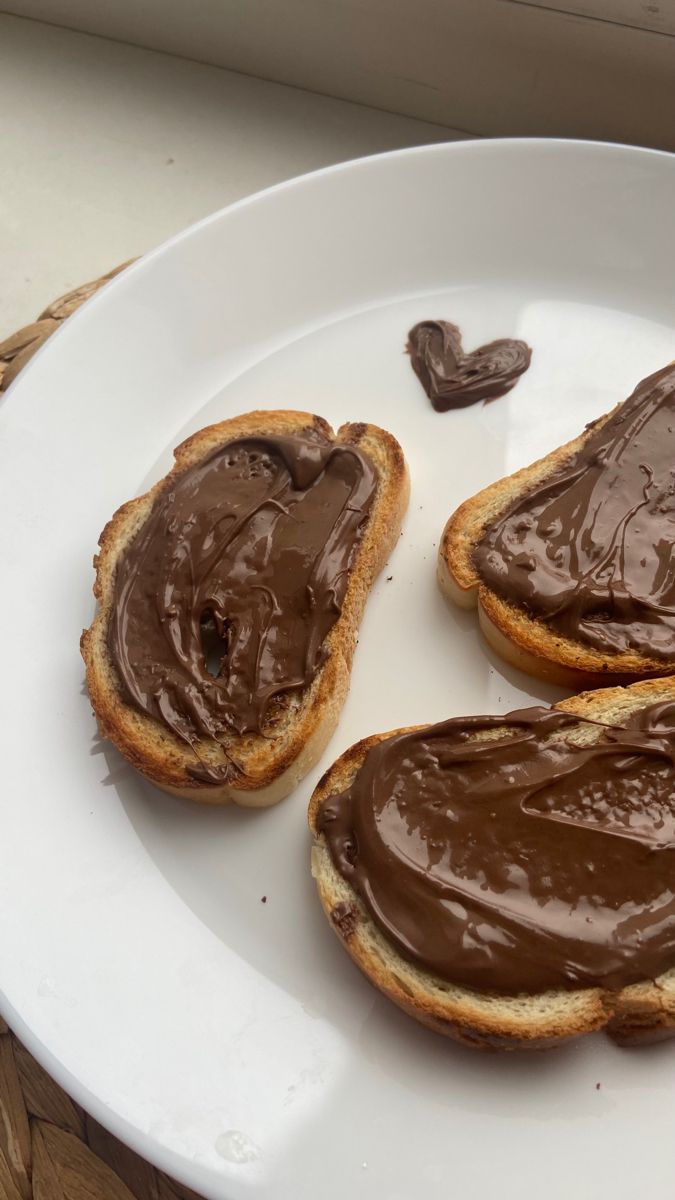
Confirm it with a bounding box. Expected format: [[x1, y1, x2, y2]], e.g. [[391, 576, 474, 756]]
[[82, 410, 409, 806], [438, 394, 675, 689], [309, 677, 675, 1050]]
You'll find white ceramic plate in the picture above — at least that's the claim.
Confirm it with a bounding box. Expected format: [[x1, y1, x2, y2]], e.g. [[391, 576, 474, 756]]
[[3, 140, 675, 1200]]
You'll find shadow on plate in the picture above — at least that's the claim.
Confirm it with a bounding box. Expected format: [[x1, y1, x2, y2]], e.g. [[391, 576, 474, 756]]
[[433, 596, 570, 709], [100, 741, 665, 1121]]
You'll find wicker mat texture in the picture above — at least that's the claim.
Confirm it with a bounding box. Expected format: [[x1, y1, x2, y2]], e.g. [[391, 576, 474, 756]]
[[0, 266, 204, 1200]]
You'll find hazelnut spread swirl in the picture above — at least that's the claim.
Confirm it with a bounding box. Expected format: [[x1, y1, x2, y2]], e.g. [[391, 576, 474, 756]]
[[474, 363, 675, 659], [108, 429, 377, 751], [317, 702, 675, 993], [407, 320, 531, 411]]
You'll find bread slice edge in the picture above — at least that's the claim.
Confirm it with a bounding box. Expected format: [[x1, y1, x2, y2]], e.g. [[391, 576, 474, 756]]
[[308, 676, 675, 1050], [438, 401, 675, 687], [81, 409, 409, 806]]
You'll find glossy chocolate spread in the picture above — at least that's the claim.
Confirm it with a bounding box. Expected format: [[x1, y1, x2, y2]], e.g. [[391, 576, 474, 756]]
[[108, 429, 377, 750], [474, 363, 675, 659], [317, 702, 675, 993], [407, 319, 531, 411]]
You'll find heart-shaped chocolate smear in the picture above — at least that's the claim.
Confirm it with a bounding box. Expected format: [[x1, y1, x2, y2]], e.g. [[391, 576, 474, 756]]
[[407, 319, 531, 411]]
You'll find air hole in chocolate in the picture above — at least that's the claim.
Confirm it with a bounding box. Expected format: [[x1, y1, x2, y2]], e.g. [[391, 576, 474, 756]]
[[200, 611, 231, 678]]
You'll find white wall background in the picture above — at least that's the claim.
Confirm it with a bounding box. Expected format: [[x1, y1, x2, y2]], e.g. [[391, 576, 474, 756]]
[[3, 0, 675, 149], [0, 14, 458, 336]]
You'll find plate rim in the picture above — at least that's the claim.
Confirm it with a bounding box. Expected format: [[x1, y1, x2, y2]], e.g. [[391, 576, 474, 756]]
[[3, 134, 675, 1200], [4, 134, 675, 409]]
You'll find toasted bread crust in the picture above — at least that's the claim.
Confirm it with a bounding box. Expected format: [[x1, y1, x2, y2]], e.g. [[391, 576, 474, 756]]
[[81, 410, 409, 806], [438, 401, 675, 686], [308, 677, 675, 1050]]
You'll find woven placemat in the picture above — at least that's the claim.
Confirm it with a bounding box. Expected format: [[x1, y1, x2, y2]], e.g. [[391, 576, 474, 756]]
[[0, 266, 204, 1200], [0, 262, 135, 391]]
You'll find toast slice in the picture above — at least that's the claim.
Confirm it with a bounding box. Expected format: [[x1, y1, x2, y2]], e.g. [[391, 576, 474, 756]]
[[438, 369, 675, 688], [309, 677, 675, 1051], [82, 410, 409, 806]]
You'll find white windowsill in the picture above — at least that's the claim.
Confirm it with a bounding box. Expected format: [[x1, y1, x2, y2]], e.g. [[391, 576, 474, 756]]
[[0, 14, 461, 338]]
